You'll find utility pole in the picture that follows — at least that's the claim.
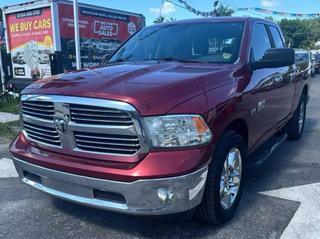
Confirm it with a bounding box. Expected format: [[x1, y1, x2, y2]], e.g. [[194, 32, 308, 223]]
[[73, 0, 81, 70]]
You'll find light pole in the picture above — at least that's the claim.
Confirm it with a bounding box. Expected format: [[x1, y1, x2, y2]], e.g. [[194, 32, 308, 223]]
[[73, 0, 81, 70]]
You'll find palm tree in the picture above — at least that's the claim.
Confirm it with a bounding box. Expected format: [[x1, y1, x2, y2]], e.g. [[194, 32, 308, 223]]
[[215, 5, 234, 17], [154, 16, 165, 24]]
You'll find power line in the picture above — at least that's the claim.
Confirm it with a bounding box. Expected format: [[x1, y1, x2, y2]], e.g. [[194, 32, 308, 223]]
[[163, 0, 264, 18]]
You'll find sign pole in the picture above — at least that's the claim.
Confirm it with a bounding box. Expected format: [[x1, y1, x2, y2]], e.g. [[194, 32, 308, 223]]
[[0, 17, 7, 93], [73, 0, 81, 70], [0, 47, 5, 93]]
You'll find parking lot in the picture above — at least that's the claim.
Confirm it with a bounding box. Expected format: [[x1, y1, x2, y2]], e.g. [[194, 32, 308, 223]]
[[0, 77, 319, 239]]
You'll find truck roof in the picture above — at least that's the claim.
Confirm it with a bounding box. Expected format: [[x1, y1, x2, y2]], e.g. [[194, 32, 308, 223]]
[[156, 16, 277, 26], [2, 0, 145, 19]]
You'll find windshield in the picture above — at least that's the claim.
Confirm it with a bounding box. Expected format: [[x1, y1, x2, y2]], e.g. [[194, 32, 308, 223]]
[[110, 22, 244, 64]]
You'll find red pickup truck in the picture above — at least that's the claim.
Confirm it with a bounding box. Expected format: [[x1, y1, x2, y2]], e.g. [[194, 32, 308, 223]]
[[10, 17, 311, 224]]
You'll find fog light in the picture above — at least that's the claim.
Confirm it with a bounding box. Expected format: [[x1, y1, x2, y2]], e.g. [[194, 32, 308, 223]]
[[158, 188, 174, 203]]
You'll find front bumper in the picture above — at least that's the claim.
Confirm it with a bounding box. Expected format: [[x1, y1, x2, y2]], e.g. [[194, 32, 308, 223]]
[[12, 156, 208, 215]]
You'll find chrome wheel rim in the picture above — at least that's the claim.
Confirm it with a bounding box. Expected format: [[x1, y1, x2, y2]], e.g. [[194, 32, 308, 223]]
[[220, 148, 242, 210], [298, 102, 305, 134]]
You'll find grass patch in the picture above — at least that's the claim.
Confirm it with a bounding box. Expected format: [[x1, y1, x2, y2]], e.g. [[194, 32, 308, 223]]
[[0, 120, 20, 140], [0, 98, 20, 114]]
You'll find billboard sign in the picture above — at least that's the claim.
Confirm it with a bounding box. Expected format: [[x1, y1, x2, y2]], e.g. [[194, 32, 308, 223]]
[[58, 3, 145, 70], [6, 7, 54, 79]]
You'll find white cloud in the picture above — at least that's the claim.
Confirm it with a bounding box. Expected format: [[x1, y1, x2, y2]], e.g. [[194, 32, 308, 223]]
[[150, 2, 176, 16], [261, 0, 279, 8]]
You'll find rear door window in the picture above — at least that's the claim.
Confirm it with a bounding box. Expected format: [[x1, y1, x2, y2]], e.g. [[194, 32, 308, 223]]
[[269, 26, 284, 48]]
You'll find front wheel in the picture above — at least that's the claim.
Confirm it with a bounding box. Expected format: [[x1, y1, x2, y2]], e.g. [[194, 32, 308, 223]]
[[196, 131, 246, 224], [285, 94, 307, 140]]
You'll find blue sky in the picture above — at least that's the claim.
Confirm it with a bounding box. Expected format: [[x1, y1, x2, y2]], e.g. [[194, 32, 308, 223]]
[[1, 0, 320, 25]]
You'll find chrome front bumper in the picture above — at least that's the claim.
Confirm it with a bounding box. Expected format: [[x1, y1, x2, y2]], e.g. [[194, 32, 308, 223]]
[[12, 157, 208, 215]]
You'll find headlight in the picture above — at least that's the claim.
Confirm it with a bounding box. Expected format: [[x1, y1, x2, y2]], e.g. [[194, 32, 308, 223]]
[[143, 115, 212, 148]]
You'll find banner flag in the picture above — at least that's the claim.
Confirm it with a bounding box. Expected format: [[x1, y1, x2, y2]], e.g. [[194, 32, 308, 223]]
[[175, 0, 320, 18]]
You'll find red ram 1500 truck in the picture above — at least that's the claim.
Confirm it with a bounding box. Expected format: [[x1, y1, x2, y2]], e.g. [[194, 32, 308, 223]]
[[10, 17, 312, 224]]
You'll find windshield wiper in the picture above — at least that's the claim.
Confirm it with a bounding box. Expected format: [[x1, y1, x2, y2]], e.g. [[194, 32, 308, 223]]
[[110, 56, 206, 64], [158, 57, 206, 63]]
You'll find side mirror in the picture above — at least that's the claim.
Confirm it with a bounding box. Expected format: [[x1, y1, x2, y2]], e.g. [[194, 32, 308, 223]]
[[251, 48, 295, 70]]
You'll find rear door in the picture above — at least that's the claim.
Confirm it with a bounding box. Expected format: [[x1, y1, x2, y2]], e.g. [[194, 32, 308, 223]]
[[267, 25, 295, 120]]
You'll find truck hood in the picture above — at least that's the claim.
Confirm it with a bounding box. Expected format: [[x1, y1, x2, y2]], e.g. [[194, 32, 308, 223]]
[[23, 61, 236, 115]]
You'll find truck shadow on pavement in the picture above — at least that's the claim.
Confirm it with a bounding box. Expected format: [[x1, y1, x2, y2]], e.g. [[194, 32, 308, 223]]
[[51, 182, 298, 239], [246, 117, 320, 192], [52, 198, 218, 238]]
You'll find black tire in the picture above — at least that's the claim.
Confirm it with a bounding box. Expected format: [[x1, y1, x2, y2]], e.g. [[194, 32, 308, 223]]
[[285, 94, 307, 140], [196, 131, 246, 224]]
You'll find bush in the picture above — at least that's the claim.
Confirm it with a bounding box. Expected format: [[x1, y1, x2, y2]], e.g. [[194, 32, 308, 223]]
[[0, 97, 19, 114]]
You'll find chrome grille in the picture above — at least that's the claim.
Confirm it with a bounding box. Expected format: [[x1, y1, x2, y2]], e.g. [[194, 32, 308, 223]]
[[23, 121, 61, 146], [74, 131, 140, 155], [70, 104, 133, 126], [20, 95, 149, 157], [22, 101, 54, 121]]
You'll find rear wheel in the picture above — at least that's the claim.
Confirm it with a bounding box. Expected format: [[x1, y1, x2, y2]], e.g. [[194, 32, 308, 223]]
[[196, 131, 246, 224], [286, 94, 307, 140]]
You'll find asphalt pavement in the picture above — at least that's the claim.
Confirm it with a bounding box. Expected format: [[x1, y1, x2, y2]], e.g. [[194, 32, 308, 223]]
[[1, 77, 320, 239]]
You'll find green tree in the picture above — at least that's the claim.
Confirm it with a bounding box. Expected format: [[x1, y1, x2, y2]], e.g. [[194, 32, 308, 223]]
[[153, 16, 165, 24], [265, 16, 275, 22], [279, 18, 320, 49], [0, 8, 2, 22], [279, 19, 309, 48], [215, 5, 234, 16]]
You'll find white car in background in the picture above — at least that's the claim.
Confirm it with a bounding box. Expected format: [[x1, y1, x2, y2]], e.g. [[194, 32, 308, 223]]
[[81, 39, 122, 54], [12, 52, 25, 64], [81, 39, 108, 53], [38, 50, 50, 64], [81, 39, 100, 51]]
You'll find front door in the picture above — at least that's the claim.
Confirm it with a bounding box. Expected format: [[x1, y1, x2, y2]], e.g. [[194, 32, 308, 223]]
[[249, 23, 294, 149]]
